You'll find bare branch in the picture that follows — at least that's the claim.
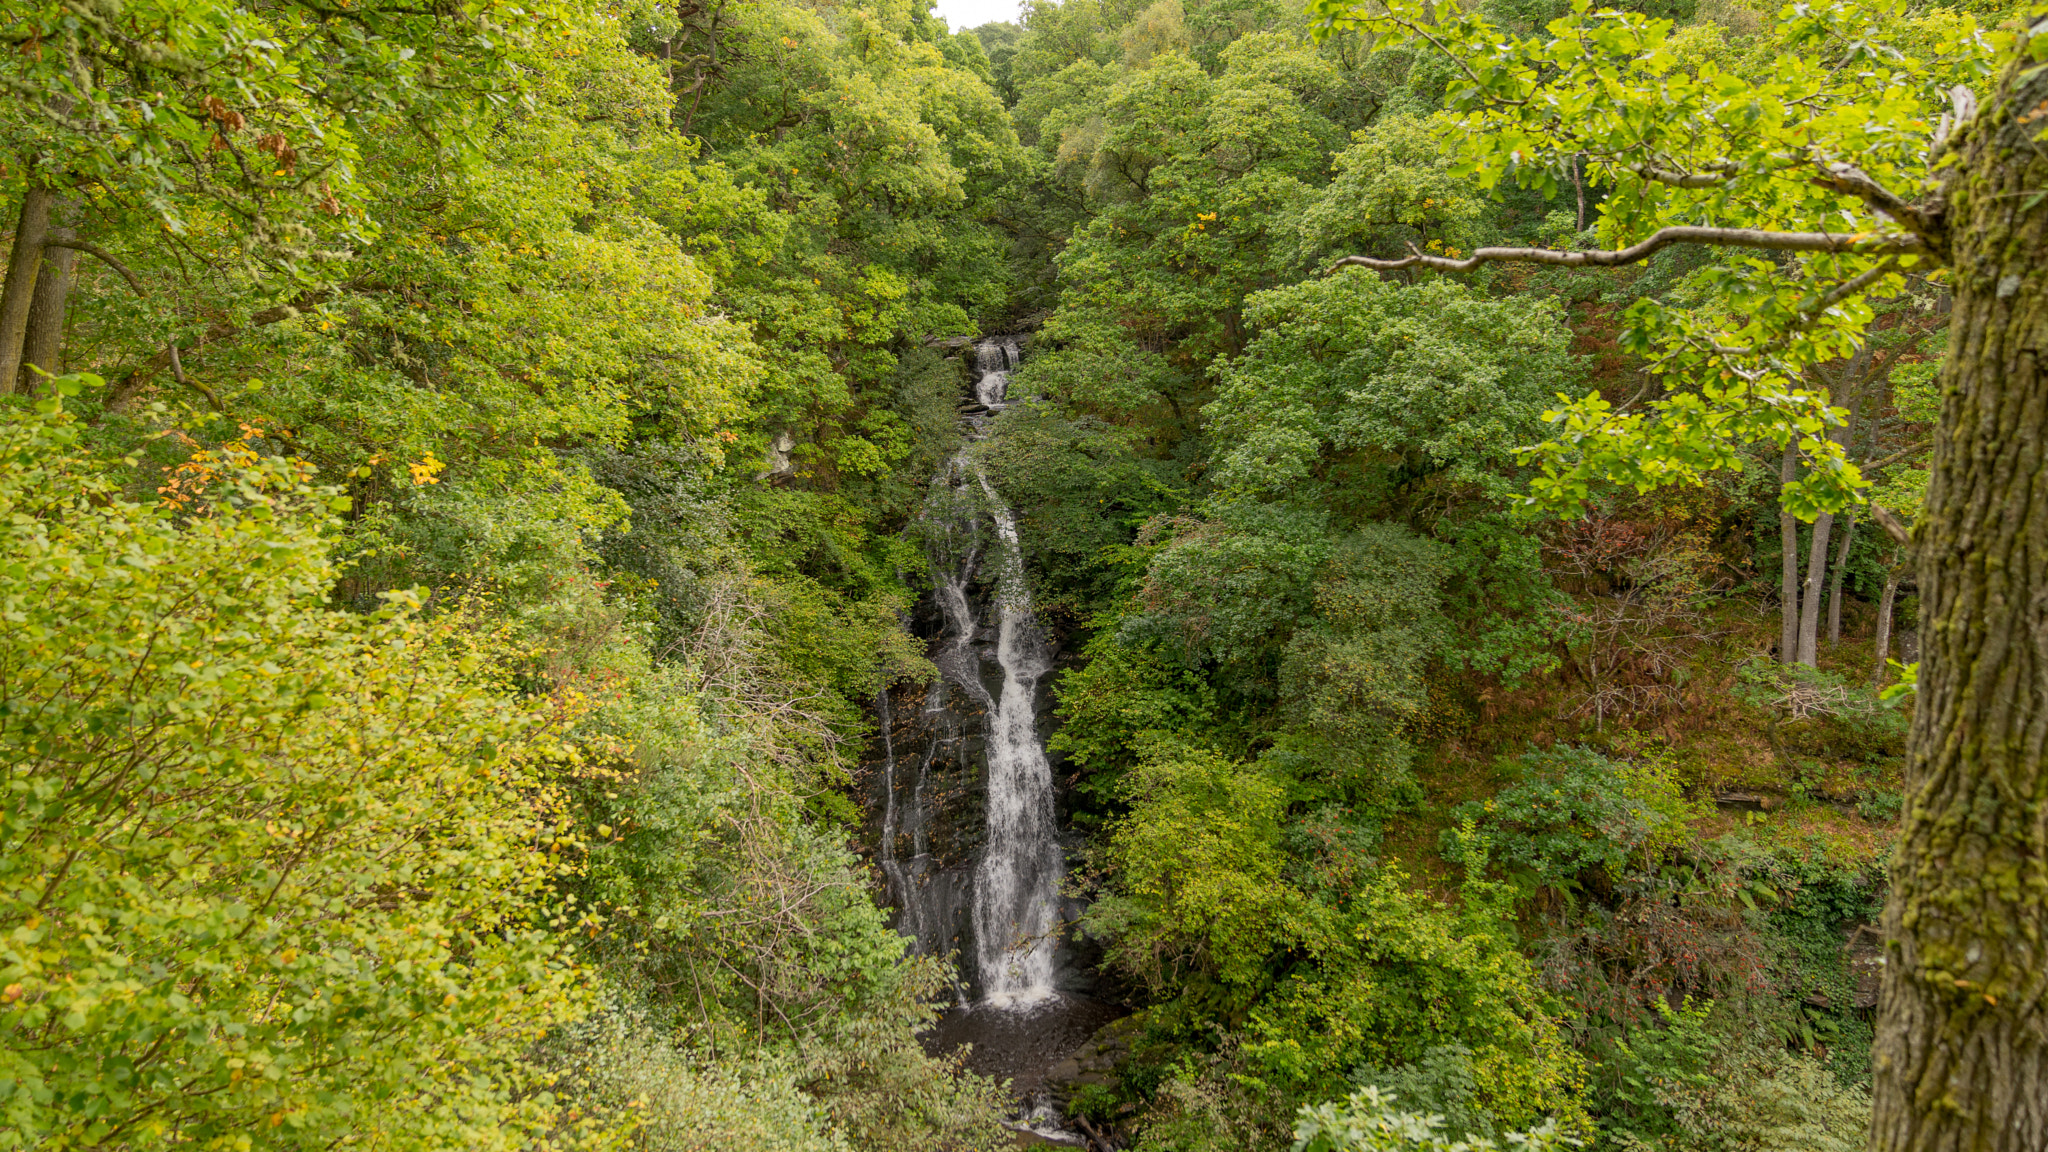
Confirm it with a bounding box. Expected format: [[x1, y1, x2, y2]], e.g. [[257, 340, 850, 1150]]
[[1632, 162, 1737, 188], [1861, 440, 1932, 474], [45, 239, 144, 296], [166, 342, 223, 412], [1327, 226, 1925, 274], [1812, 163, 1944, 244], [1868, 501, 1912, 546]]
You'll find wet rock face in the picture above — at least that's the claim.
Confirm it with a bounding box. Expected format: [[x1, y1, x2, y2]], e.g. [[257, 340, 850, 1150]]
[[1041, 1011, 1145, 1105], [865, 545, 1097, 1000], [866, 604, 995, 985]]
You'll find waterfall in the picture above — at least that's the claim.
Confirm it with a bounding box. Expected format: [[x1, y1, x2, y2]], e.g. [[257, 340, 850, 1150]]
[[877, 337, 1066, 1009], [965, 342, 1063, 1007]]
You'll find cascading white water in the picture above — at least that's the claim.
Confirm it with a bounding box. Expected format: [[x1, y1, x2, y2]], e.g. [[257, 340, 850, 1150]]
[[884, 338, 1066, 1008], [965, 342, 1064, 1006], [874, 338, 1124, 1146]]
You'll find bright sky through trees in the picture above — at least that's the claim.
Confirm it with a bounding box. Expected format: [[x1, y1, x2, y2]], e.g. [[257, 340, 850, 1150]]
[[933, 0, 1021, 31]]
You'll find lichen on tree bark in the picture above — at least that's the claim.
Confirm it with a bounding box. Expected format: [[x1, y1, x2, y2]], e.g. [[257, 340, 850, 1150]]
[[1869, 51, 2048, 1152]]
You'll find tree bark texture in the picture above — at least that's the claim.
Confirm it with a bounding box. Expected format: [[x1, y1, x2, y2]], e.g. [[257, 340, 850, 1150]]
[[1872, 566, 1902, 687], [1798, 510, 1834, 666], [1781, 442, 1802, 665], [1869, 54, 2048, 1152], [21, 202, 76, 395], [1829, 509, 1858, 644], [0, 186, 55, 396]]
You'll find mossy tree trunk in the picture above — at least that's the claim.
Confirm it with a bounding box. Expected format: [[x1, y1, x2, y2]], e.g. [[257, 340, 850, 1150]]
[[20, 198, 76, 395], [0, 186, 55, 395], [1869, 52, 2048, 1152]]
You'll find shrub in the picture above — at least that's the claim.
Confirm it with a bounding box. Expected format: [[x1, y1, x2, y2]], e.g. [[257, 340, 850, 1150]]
[[1445, 745, 1698, 895], [0, 393, 592, 1149], [1599, 1001, 1870, 1152], [1294, 1087, 1576, 1152]]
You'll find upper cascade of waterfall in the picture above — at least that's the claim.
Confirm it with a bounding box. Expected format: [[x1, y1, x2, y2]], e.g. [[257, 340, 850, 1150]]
[[975, 337, 1022, 412]]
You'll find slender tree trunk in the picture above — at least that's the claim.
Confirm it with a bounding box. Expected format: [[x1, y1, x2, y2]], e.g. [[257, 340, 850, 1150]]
[[1797, 365, 1860, 664], [1572, 154, 1586, 233], [20, 200, 76, 396], [1779, 442, 1801, 665], [1827, 508, 1858, 643], [1869, 567, 1901, 687], [0, 186, 56, 396], [1797, 510, 1833, 666], [1869, 52, 2048, 1152]]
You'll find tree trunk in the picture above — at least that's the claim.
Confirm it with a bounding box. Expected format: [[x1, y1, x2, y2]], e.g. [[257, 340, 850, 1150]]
[[0, 186, 55, 396], [1798, 367, 1858, 664], [1779, 442, 1802, 665], [1797, 509, 1832, 666], [20, 201, 76, 395], [1572, 154, 1586, 233], [1868, 53, 2048, 1152], [1870, 565, 1901, 687], [1827, 508, 1857, 644]]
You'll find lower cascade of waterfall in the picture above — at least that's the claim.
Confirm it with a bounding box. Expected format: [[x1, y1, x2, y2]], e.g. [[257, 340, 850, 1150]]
[[868, 336, 1123, 1138]]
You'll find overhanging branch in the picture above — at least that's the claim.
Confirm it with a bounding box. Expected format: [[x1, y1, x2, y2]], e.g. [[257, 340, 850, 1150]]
[[1327, 226, 1926, 274], [45, 239, 145, 296], [1812, 163, 1943, 247], [1868, 501, 1912, 547]]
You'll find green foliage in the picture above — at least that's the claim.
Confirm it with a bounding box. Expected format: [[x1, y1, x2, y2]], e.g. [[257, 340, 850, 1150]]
[[1352, 1045, 1504, 1146], [3, 0, 1931, 1144], [1090, 738, 1304, 994], [1132, 511, 1329, 672], [1280, 526, 1450, 776], [1050, 625, 1229, 807], [1207, 272, 1574, 506], [1309, 0, 1996, 519], [1446, 746, 1700, 895], [548, 1011, 852, 1152], [1294, 1086, 1576, 1152], [1245, 861, 1586, 1131], [0, 398, 590, 1148], [5, 2, 1032, 1145], [1290, 116, 1488, 267], [1, 0, 550, 261], [1597, 1002, 1872, 1152], [1600, 999, 1722, 1143]]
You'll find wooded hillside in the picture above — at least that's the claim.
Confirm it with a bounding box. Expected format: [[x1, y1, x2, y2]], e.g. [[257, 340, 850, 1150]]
[[2, 0, 2041, 1148]]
